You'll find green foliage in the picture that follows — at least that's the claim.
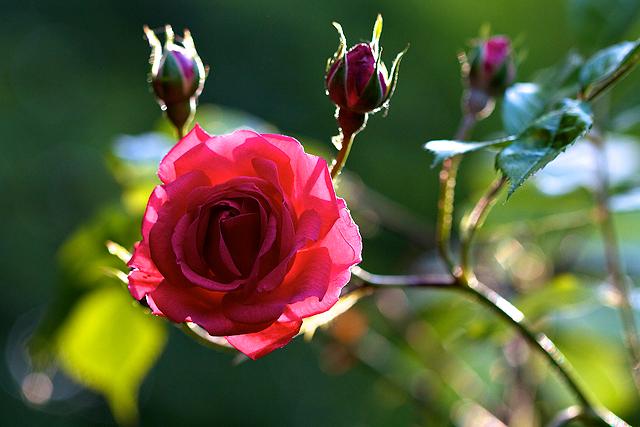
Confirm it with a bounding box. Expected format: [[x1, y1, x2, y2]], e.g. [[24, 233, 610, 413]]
[[497, 99, 593, 195], [423, 137, 514, 166], [502, 83, 547, 135], [426, 100, 593, 196], [26, 104, 284, 424], [28, 207, 139, 369], [579, 40, 640, 101], [56, 285, 167, 425]]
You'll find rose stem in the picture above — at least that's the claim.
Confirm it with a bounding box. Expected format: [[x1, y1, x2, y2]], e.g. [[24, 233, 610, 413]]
[[331, 131, 355, 180], [588, 130, 640, 395], [459, 174, 507, 278], [351, 267, 628, 426], [436, 112, 477, 271]]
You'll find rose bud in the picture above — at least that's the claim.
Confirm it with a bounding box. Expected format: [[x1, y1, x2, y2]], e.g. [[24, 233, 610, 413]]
[[144, 25, 207, 136], [325, 15, 406, 136], [463, 35, 516, 112], [128, 127, 362, 359]]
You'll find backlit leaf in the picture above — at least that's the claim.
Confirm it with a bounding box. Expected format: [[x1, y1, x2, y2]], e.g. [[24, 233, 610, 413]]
[[497, 100, 593, 196], [579, 40, 640, 100], [502, 83, 547, 134], [56, 286, 167, 425], [424, 137, 515, 166]]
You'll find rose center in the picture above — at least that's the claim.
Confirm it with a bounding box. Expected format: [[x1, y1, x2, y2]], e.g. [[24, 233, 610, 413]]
[[201, 201, 262, 280]]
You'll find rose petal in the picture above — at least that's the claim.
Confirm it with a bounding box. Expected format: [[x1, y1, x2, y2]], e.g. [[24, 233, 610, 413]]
[[149, 170, 211, 289], [158, 124, 211, 183], [127, 186, 168, 299], [284, 198, 362, 320], [225, 319, 302, 360], [261, 134, 341, 237], [345, 43, 375, 106], [223, 247, 332, 324], [149, 280, 272, 336], [220, 212, 261, 274]]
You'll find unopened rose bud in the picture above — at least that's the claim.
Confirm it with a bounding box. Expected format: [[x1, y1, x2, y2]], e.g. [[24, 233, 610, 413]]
[[465, 35, 516, 99], [144, 25, 207, 136], [325, 15, 406, 136]]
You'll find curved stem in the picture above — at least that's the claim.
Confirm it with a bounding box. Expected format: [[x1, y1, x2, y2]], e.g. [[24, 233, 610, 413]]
[[351, 266, 456, 289], [462, 277, 594, 410], [350, 267, 629, 426], [459, 175, 507, 277], [589, 132, 640, 395], [331, 132, 355, 180], [436, 113, 477, 270]]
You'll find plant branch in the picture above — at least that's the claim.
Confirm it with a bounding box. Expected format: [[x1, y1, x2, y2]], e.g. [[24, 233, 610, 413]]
[[460, 175, 507, 277], [589, 131, 640, 395], [436, 113, 477, 270], [461, 277, 595, 411], [331, 132, 355, 180], [351, 266, 629, 426], [352, 266, 456, 289], [583, 60, 640, 104]]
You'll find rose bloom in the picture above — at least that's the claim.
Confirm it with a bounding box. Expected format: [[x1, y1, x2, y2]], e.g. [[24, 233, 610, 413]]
[[127, 126, 362, 359]]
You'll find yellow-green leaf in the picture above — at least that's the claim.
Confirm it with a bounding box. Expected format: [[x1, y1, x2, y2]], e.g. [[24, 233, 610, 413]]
[[56, 286, 167, 425]]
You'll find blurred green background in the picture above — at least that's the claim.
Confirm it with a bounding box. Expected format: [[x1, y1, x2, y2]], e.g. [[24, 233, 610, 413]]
[[2, 0, 640, 426]]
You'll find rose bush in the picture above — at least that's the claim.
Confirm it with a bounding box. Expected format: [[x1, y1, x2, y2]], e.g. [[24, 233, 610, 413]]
[[127, 126, 362, 359]]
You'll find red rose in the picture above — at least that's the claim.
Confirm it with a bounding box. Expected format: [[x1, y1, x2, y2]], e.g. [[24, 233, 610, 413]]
[[127, 126, 362, 359]]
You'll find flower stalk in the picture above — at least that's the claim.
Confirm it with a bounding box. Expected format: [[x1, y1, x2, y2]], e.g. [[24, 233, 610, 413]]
[[459, 174, 507, 277], [350, 266, 628, 426], [435, 113, 477, 270]]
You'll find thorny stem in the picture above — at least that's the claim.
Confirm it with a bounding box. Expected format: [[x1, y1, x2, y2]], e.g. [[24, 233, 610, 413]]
[[351, 267, 629, 426], [459, 175, 507, 278], [436, 113, 477, 270], [589, 131, 640, 395]]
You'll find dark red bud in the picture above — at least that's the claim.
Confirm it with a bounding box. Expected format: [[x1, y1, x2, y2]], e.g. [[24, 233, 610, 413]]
[[325, 16, 405, 116]]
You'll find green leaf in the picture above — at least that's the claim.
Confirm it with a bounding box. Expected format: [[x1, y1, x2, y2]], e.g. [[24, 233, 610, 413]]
[[424, 137, 514, 166], [579, 39, 640, 101], [56, 286, 167, 425], [497, 100, 593, 196], [502, 83, 547, 135]]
